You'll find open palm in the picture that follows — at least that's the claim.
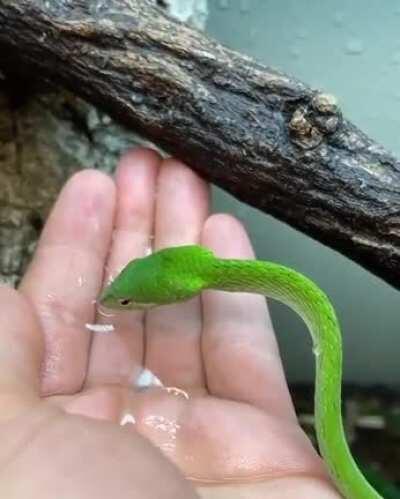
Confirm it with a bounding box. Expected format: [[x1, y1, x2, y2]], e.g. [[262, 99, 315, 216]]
[[3, 149, 340, 498]]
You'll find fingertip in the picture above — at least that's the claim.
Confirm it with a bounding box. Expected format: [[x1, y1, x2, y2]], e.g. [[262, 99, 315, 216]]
[[34, 168, 117, 260], [153, 156, 209, 248], [160, 156, 209, 191], [66, 168, 116, 198], [202, 213, 256, 259], [113, 147, 162, 227], [203, 212, 245, 232], [116, 147, 163, 177]]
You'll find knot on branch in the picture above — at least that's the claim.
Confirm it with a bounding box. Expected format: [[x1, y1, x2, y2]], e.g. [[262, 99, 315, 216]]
[[289, 92, 342, 149]]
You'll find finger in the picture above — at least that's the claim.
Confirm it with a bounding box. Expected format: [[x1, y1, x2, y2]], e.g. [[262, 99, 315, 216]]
[[86, 148, 162, 387], [145, 159, 209, 390], [0, 286, 43, 421], [201, 214, 296, 420], [19, 170, 116, 395]]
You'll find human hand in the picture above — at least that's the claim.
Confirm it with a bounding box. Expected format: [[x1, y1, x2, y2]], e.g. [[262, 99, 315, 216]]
[[0, 153, 198, 499], [8, 148, 341, 498]]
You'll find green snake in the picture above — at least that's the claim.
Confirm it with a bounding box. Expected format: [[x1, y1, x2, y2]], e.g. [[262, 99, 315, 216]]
[[99, 244, 382, 499]]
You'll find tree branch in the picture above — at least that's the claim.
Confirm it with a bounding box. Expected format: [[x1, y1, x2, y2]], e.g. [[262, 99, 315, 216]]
[[1, 0, 400, 288]]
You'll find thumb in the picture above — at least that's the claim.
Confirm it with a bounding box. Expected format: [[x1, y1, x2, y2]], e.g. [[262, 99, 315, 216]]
[[0, 286, 43, 421]]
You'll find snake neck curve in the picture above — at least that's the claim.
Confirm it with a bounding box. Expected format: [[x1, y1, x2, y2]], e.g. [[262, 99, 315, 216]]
[[202, 257, 382, 499]]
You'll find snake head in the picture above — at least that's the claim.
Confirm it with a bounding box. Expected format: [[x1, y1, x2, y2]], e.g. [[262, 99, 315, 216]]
[[99, 245, 215, 310]]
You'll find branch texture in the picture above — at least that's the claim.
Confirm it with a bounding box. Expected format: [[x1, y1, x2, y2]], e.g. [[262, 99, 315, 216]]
[[1, 0, 400, 287]]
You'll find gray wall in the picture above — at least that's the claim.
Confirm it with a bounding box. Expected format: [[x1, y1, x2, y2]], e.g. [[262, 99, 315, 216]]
[[206, 0, 400, 386]]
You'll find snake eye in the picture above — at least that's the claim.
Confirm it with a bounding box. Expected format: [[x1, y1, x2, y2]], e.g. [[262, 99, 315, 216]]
[[119, 298, 132, 307]]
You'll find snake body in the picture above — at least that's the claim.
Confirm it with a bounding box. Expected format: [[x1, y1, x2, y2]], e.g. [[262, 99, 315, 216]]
[[100, 245, 382, 499]]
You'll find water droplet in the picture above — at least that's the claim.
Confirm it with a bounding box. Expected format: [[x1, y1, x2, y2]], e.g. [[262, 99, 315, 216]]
[[145, 415, 180, 432], [333, 11, 345, 27], [120, 413, 136, 426], [249, 27, 257, 40], [85, 323, 115, 333], [391, 52, 400, 65], [166, 386, 190, 399], [312, 345, 321, 357], [136, 368, 164, 388], [239, 0, 250, 13], [131, 93, 144, 104], [77, 275, 86, 287], [345, 39, 364, 56], [218, 0, 229, 9], [87, 108, 101, 129], [294, 29, 308, 40], [289, 45, 301, 60]]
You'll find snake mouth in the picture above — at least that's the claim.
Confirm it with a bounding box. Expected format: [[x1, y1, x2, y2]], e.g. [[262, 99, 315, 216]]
[[97, 287, 113, 306], [97, 289, 157, 311]]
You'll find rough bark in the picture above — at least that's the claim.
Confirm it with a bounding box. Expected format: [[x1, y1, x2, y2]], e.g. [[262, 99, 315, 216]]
[[0, 0, 204, 286], [0, 83, 158, 285], [1, 0, 400, 288]]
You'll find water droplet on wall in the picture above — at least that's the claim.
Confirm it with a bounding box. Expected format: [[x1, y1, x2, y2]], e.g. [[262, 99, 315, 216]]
[[218, 0, 229, 9], [289, 45, 301, 60], [332, 11, 345, 27], [345, 39, 364, 55], [294, 29, 308, 40], [239, 0, 250, 13], [391, 52, 400, 65], [249, 27, 257, 40]]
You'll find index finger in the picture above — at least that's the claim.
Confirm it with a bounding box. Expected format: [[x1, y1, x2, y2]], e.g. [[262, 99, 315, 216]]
[[19, 170, 116, 395]]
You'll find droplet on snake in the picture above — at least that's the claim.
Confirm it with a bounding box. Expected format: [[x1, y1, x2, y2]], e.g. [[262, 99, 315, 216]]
[[313, 345, 321, 357]]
